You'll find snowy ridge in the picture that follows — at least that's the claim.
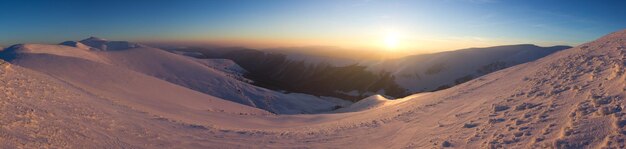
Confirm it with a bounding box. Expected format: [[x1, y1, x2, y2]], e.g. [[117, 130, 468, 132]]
[[2, 37, 347, 114], [1, 30, 625, 148], [79, 37, 144, 51], [2, 44, 110, 64], [366, 44, 569, 92], [0, 58, 273, 148], [59, 41, 94, 50]]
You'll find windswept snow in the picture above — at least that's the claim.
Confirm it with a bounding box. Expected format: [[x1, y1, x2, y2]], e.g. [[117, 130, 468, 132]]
[[1, 30, 625, 148]]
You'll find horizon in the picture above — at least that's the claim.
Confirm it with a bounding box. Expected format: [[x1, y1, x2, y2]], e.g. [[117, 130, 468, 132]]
[[2, 0, 626, 54], [3, 1, 626, 148]]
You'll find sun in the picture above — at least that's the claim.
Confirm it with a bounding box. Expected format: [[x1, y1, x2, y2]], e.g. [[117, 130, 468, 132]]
[[383, 33, 399, 50]]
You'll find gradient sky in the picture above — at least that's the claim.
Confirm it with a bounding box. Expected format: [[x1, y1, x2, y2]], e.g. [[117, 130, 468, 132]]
[[1, 0, 625, 52]]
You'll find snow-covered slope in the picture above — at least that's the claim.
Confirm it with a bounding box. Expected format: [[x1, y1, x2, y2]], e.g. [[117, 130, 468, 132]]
[[0, 59, 275, 148], [1, 38, 346, 114], [367, 44, 570, 93], [1, 30, 624, 148], [333, 93, 427, 113], [172, 29, 623, 148], [79, 37, 144, 51], [192, 58, 251, 83], [1, 44, 110, 64]]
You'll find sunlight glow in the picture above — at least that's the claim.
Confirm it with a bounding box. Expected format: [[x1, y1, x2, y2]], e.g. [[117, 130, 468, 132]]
[[384, 33, 399, 50]]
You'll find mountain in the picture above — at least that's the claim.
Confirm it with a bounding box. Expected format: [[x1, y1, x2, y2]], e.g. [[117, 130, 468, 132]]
[[172, 44, 568, 101], [0, 38, 349, 114], [267, 48, 359, 67], [1, 29, 624, 148], [263, 46, 380, 65], [78, 37, 145, 51], [367, 44, 571, 93], [185, 47, 407, 101], [0, 58, 271, 148], [169, 29, 623, 148]]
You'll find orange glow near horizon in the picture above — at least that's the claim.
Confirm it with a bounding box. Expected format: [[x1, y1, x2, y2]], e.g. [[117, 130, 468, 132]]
[[150, 34, 541, 55]]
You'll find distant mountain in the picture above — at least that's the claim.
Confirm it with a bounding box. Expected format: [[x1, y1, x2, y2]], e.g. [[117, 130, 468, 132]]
[[367, 44, 572, 93], [263, 46, 399, 65], [172, 47, 407, 101], [172, 44, 569, 100], [79, 37, 145, 51], [0, 38, 349, 114]]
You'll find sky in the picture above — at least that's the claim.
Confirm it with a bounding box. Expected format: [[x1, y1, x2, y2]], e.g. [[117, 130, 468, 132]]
[[1, 0, 625, 53]]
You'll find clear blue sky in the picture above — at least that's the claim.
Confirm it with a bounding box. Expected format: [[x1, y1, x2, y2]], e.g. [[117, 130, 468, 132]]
[[1, 0, 625, 52]]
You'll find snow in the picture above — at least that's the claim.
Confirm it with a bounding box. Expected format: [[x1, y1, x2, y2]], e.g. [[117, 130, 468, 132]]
[[1, 29, 625, 148], [2, 44, 110, 64], [366, 44, 569, 93], [194, 58, 249, 77], [59, 41, 94, 50], [79, 37, 144, 51], [333, 93, 427, 113], [3, 38, 347, 114]]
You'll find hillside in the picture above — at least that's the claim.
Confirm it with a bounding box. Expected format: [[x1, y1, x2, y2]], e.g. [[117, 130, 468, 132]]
[[170, 29, 625, 148], [173, 44, 568, 100], [0, 39, 347, 114], [367, 44, 571, 92], [0, 29, 624, 148]]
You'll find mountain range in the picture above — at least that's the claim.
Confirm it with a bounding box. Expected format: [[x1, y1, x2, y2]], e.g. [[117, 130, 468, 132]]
[[1, 29, 624, 148], [170, 44, 569, 100]]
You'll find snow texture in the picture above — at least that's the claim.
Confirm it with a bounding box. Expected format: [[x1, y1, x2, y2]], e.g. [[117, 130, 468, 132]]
[[0, 29, 625, 148]]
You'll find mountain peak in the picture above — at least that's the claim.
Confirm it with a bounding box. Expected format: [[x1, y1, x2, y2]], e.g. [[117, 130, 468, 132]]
[[78, 37, 145, 51], [81, 36, 108, 42]]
